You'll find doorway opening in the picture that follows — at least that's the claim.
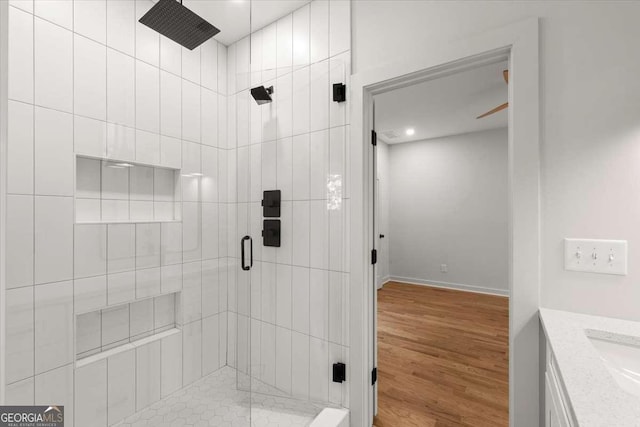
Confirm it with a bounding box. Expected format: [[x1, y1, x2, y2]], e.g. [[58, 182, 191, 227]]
[[372, 58, 510, 426]]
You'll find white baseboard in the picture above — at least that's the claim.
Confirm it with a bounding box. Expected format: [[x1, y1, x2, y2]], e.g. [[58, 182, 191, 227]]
[[377, 275, 391, 289], [388, 276, 509, 297]]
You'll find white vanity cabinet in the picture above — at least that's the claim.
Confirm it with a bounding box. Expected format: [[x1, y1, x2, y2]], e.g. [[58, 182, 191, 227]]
[[545, 340, 575, 427]]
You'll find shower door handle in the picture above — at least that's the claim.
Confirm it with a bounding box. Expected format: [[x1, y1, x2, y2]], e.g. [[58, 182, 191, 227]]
[[241, 236, 253, 271]]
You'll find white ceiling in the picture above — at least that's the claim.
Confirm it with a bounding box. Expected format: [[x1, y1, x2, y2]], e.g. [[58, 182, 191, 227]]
[[374, 60, 509, 144], [184, 0, 310, 46]]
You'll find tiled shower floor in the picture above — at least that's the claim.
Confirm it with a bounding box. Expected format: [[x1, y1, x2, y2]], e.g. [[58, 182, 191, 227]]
[[115, 367, 323, 427]]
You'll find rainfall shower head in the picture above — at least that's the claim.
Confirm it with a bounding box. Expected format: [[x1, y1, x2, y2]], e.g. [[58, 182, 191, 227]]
[[139, 0, 220, 50], [251, 86, 274, 105]]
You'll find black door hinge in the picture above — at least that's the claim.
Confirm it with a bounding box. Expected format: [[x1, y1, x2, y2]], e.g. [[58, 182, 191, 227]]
[[372, 367, 377, 385], [371, 130, 377, 146], [371, 249, 377, 265], [333, 362, 346, 383]]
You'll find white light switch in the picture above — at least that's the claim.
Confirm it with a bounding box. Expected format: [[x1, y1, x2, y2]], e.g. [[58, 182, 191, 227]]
[[564, 238, 628, 275]]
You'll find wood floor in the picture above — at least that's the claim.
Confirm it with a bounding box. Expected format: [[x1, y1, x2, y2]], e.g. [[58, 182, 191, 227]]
[[373, 282, 509, 427]]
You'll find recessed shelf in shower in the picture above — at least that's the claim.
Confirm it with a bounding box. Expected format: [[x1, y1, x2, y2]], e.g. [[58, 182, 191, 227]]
[[75, 155, 182, 223]]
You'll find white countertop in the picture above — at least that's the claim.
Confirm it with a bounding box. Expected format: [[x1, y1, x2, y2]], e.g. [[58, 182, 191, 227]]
[[539, 308, 640, 426]]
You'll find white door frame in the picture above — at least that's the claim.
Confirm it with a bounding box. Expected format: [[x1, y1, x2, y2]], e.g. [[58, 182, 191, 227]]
[[349, 18, 540, 427]]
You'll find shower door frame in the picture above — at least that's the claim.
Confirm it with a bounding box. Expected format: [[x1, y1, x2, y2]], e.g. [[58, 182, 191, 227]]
[[0, 0, 8, 405], [349, 18, 540, 427]]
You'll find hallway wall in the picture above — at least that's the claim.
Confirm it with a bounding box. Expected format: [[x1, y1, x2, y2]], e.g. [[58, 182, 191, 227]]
[[352, 0, 640, 321], [385, 128, 508, 295]]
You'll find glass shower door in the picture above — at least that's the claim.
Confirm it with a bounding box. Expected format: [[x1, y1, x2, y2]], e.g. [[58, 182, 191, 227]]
[[238, 0, 351, 425]]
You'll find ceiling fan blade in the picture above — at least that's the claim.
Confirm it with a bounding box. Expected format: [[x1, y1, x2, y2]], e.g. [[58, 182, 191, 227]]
[[476, 102, 508, 119], [503, 69, 509, 84]]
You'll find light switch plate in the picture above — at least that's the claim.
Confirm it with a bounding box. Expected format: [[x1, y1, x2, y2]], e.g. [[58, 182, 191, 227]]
[[564, 238, 628, 275]]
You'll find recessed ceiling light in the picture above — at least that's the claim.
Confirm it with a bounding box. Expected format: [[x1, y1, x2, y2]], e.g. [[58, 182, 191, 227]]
[[405, 128, 415, 136]]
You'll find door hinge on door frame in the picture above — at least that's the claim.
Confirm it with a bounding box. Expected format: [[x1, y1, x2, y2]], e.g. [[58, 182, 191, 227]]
[[371, 130, 377, 146], [372, 367, 378, 385], [371, 249, 377, 265]]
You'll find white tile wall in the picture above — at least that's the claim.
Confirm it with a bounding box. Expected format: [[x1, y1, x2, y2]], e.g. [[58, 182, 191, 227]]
[[106, 122, 135, 161], [102, 305, 129, 347], [75, 275, 107, 313], [5, 0, 349, 420], [7, 101, 34, 195], [310, 0, 329, 63], [35, 196, 73, 284], [277, 14, 293, 77], [160, 332, 183, 397], [35, 17, 73, 112], [6, 287, 34, 383], [6, 195, 34, 289], [182, 261, 202, 324], [34, 0, 73, 29], [135, 130, 161, 165], [329, 0, 350, 56], [160, 71, 181, 138], [76, 360, 107, 427], [75, 225, 107, 278], [108, 271, 135, 305], [291, 331, 310, 400], [107, 349, 136, 424], [134, 0, 158, 66], [77, 311, 101, 357], [34, 280, 73, 374], [6, 0, 230, 420], [107, 48, 135, 127], [106, 0, 135, 56], [202, 314, 221, 375], [310, 60, 330, 132], [74, 1, 105, 43], [74, 165, 99, 201], [74, 35, 107, 120], [182, 80, 201, 143], [6, 378, 35, 405], [136, 60, 160, 133], [35, 365, 74, 426], [136, 267, 161, 299], [8, 7, 34, 103], [182, 319, 202, 385], [8, 0, 32, 15], [75, 116, 107, 158], [34, 107, 73, 196], [202, 40, 218, 91], [276, 326, 293, 394], [293, 5, 310, 69], [135, 341, 161, 410], [160, 36, 181, 75]]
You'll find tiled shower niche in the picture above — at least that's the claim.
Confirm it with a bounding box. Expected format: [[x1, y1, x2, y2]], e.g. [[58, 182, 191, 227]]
[[76, 156, 181, 223], [76, 293, 178, 361]]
